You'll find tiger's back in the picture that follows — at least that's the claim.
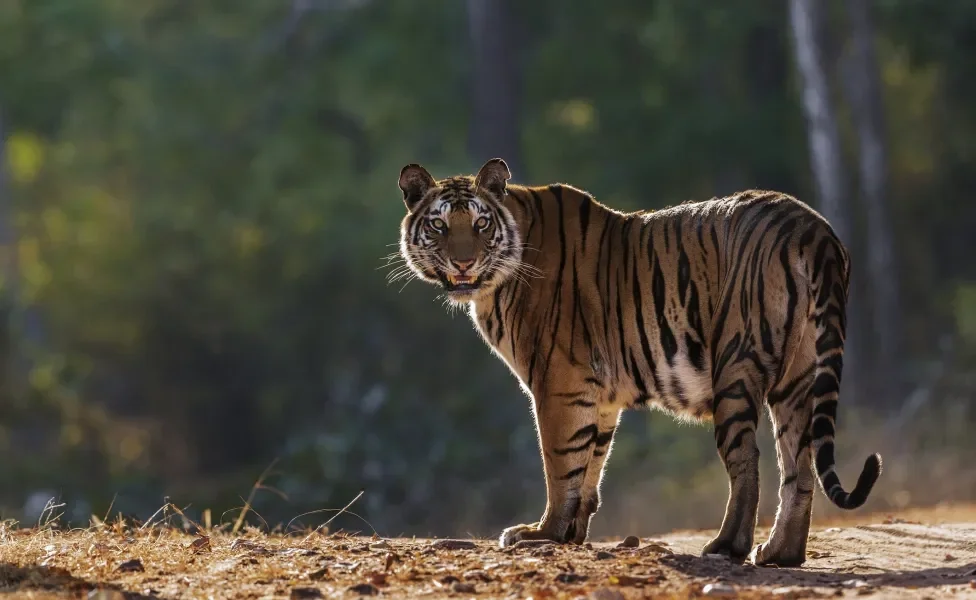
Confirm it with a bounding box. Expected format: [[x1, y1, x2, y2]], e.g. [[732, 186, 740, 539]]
[[396, 159, 880, 568], [475, 186, 834, 417]]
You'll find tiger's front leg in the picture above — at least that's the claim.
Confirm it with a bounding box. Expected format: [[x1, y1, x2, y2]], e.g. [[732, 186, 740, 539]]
[[499, 385, 603, 547]]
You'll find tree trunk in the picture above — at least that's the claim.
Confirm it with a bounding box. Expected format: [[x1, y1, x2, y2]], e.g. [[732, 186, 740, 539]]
[[466, 0, 523, 177], [0, 108, 20, 397], [841, 0, 903, 403], [787, 0, 866, 400]]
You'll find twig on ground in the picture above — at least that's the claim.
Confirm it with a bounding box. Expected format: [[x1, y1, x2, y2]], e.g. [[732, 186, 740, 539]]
[[300, 489, 365, 544]]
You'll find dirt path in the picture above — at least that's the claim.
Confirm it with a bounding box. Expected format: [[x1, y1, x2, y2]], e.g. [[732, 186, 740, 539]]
[[1, 506, 974, 598]]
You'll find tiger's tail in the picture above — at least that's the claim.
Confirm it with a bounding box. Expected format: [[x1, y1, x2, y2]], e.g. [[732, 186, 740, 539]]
[[809, 233, 882, 510]]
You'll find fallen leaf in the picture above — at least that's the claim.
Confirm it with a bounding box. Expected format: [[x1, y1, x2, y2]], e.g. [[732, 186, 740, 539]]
[[230, 539, 271, 555], [188, 536, 211, 554], [117, 559, 144, 573], [608, 574, 662, 586], [636, 542, 672, 555], [430, 539, 477, 550]]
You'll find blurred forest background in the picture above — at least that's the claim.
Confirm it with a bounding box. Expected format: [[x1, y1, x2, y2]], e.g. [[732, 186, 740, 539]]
[[0, 0, 974, 538]]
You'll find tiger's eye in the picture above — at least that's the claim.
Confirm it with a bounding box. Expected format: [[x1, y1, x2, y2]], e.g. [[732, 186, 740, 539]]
[[475, 216, 490, 230], [430, 218, 447, 231]]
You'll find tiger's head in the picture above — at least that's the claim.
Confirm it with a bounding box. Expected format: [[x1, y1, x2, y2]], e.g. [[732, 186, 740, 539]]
[[397, 158, 523, 304]]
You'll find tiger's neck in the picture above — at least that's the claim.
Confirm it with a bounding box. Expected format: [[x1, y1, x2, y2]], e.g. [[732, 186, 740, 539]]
[[468, 184, 622, 383]]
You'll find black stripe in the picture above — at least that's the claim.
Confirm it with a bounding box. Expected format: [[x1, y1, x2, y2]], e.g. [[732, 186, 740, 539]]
[[492, 286, 505, 343], [595, 428, 615, 447], [652, 256, 678, 366], [632, 257, 657, 393], [579, 194, 591, 247], [560, 467, 586, 481], [543, 186, 568, 380]]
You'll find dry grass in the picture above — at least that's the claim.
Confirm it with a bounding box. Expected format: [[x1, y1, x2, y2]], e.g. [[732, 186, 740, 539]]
[[0, 522, 721, 600], [1, 504, 975, 599]]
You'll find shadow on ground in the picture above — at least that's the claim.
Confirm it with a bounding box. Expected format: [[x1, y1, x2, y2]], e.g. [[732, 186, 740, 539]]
[[0, 562, 164, 598], [661, 553, 976, 591]]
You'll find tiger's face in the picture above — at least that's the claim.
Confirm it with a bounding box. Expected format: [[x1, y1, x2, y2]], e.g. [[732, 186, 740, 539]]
[[398, 158, 522, 304]]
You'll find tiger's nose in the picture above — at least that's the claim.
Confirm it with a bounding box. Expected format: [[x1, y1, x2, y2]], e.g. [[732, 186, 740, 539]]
[[452, 258, 475, 272]]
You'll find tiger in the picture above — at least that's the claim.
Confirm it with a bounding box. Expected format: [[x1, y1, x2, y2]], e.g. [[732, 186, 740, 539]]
[[394, 157, 882, 567]]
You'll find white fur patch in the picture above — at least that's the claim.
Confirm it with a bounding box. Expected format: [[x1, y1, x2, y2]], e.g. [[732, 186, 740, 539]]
[[673, 353, 713, 410]]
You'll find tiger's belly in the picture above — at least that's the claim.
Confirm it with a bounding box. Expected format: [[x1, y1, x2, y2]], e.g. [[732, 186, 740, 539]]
[[618, 351, 715, 420]]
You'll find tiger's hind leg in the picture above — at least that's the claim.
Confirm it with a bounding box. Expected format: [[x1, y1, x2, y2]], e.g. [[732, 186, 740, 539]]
[[700, 371, 763, 562], [752, 353, 817, 567]]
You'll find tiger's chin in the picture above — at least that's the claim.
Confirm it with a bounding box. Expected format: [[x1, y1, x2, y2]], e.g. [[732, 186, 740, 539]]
[[441, 271, 504, 304], [443, 275, 483, 303]]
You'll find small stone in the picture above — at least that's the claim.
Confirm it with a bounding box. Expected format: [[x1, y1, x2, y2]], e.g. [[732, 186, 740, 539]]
[[452, 582, 477, 593], [87, 591, 126, 600], [290, 587, 324, 599], [555, 572, 588, 584], [702, 582, 737, 596], [369, 540, 391, 551], [616, 535, 640, 548], [463, 569, 491, 582], [347, 583, 379, 596], [430, 539, 477, 550], [595, 550, 613, 560]]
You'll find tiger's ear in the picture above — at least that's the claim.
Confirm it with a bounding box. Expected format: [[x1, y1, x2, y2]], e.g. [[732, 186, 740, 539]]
[[398, 163, 436, 211], [474, 158, 511, 197]]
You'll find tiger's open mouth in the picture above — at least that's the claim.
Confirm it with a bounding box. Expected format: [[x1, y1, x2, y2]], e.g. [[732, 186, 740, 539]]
[[445, 273, 481, 292]]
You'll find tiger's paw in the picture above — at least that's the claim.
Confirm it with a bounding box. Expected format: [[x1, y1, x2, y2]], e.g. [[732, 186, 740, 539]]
[[499, 522, 560, 547], [701, 535, 750, 564], [750, 541, 806, 567]]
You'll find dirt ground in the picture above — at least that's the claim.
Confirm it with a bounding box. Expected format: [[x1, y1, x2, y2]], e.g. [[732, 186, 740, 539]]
[[1, 504, 975, 599]]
